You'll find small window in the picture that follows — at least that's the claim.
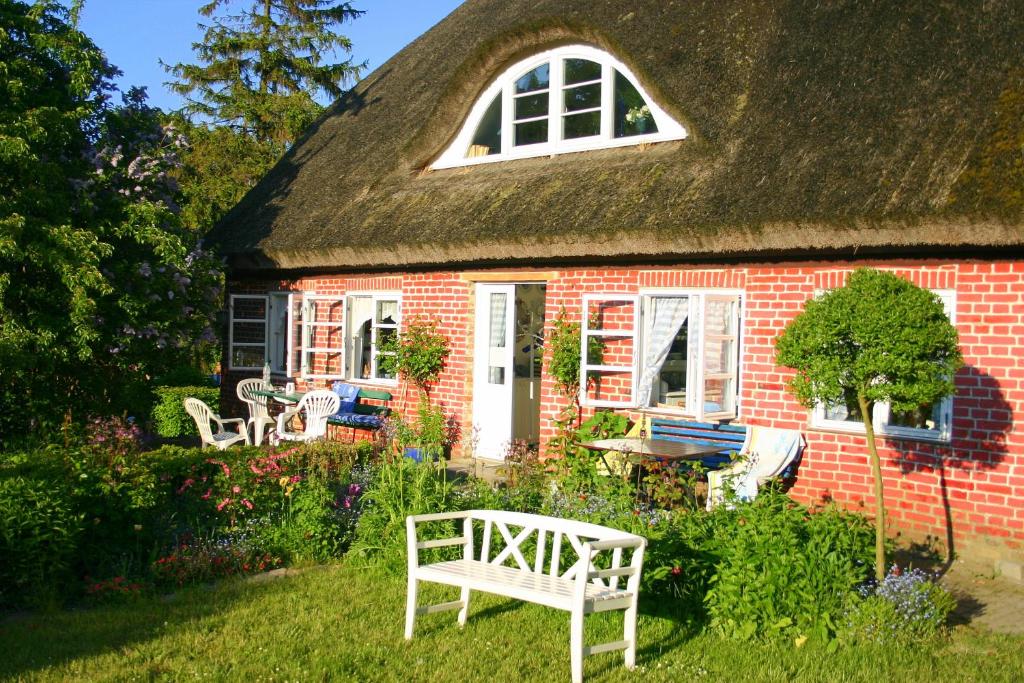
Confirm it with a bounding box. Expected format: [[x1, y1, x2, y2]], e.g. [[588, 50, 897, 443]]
[[346, 294, 400, 383], [433, 45, 687, 169], [812, 289, 955, 441]]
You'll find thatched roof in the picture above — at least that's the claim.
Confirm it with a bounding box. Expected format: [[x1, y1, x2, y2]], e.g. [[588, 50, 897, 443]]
[[211, 0, 1024, 273]]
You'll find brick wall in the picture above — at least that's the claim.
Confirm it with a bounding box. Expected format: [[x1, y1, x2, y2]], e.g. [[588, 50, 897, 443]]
[[225, 258, 1024, 566]]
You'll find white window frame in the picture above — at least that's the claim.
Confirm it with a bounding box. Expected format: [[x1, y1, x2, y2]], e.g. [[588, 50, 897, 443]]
[[300, 294, 346, 380], [634, 289, 743, 420], [432, 44, 687, 169], [345, 292, 401, 385], [811, 289, 955, 442], [228, 294, 269, 371], [579, 293, 640, 409]]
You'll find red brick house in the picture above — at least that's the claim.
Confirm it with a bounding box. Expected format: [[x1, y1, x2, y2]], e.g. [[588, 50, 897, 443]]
[[211, 1, 1024, 576]]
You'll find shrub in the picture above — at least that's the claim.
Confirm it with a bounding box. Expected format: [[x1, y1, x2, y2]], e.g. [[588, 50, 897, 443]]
[[704, 491, 875, 640], [0, 476, 84, 607], [152, 385, 222, 437], [838, 566, 956, 645], [350, 458, 453, 568]]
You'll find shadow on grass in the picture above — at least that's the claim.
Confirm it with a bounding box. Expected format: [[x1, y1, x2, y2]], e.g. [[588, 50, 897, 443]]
[[0, 576, 285, 679]]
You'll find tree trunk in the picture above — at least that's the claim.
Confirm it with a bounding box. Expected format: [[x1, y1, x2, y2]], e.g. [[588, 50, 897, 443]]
[[858, 393, 887, 581]]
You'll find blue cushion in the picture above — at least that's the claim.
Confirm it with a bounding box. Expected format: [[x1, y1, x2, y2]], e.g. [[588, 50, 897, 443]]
[[329, 413, 383, 429]]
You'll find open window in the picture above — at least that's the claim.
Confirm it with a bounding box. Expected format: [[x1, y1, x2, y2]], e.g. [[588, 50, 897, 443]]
[[345, 293, 400, 383], [580, 294, 639, 408], [433, 44, 687, 169], [300, 295, 345, 380]]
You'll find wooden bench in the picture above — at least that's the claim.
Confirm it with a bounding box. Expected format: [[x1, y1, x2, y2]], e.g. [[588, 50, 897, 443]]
[[649, 417, 749, 470], [405, 509, 646, 683], [326, 384, 392, 431]]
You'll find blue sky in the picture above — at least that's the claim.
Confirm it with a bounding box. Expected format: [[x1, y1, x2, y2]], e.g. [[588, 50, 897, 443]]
[[76, 0, 464, 112]]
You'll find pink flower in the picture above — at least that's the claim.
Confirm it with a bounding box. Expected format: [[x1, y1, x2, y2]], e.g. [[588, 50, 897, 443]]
[[289, 475, 302, 483], [176, 478, 195, 494], [201, 488, 212, 500], [216, 498, 231, 511], [343, 496, 352, 509], [232, 485, 241, 494], [348, 483, 361, 496], [249, 464, 262, 475], [242, 499, 253, 510]]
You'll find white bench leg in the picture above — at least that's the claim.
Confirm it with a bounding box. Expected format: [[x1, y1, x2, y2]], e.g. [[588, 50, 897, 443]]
[[457, 586, 471, 626], [405, 576, 418, 640], [624, 602, 638, 669], [570, 608, 584, 683]]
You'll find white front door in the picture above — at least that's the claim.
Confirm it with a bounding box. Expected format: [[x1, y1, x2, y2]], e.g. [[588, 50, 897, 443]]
[[473, 283, 515, 459]]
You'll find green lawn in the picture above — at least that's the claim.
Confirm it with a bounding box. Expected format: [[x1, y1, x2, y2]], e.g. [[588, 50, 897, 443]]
[[1, 564, 1021, 682]]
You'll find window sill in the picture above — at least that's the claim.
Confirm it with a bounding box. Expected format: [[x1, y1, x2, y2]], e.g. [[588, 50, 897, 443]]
[[807, 423, 950, 446]]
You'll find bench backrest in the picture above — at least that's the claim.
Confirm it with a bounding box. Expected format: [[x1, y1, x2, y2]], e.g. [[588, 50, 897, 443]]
[[651, 418, 748, 468], [466, 510, 642, 585], [354, 387, 392, 416]]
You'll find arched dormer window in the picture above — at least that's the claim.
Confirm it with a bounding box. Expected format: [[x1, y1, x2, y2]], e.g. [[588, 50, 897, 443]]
[[432, 45, 687, 169]]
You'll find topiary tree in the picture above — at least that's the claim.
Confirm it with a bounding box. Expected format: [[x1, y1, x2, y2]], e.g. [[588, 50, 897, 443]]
[[775, 268, 962, 580]]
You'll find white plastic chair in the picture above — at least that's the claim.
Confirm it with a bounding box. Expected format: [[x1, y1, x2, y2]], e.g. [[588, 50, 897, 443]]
[[237, 377, 275, 446], [275, 389, 340, 443], [184, 397, 249, 450], [706, 426, 805, 510]]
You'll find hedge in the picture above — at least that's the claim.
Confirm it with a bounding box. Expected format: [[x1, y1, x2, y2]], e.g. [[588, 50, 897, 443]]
[[152, 386, 222, 437]]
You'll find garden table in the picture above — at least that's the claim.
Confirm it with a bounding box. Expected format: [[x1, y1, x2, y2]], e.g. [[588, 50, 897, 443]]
[[252, 389, 303, 404], [580, 438, 726, 502]]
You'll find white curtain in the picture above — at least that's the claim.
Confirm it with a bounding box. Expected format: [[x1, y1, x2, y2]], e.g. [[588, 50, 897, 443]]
[[636, 297, 689, 406]]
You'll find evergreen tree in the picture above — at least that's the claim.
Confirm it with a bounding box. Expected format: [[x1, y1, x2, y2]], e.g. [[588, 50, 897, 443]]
[[165, 0, 363, 146]]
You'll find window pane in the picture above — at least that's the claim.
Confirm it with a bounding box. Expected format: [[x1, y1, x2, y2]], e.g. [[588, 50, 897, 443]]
[[564, 111, 600, 139], [468, 94, 501, 157], [376, 299, 398, 325], [824, 389, 864, 422], [703, 338, 733, 374], [889, 402, 941, 431], [232, 321, 266, 345], [614, 70, 658, 138], [656, 326, 688, 409], [584, 370, 634, 405], [564, 58, 601, 85], [704, 377, 734, 414], [375, 328, 397, 380], [704, 299, 735, 335], [232, 347, 265, 368], [348, 296, 373, 380], [514, 92, 548, 120], [515, 119, 548, 146], [563, 83, 601, 112], [488, 292, 507, 385], [233, 297, 266, 320], [515, 64, 549, 93]]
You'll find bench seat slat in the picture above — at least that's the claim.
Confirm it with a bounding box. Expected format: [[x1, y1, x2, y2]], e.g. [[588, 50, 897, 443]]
[[417, 560, 633, 612]]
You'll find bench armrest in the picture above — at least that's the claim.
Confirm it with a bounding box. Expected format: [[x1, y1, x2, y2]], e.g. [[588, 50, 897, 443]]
[[407, 511, 473, 525], [586, 537, 646, 552], [406, 512, 474, 571]]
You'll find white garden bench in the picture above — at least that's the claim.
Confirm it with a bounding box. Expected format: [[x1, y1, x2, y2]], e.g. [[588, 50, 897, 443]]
[[405, 509, 646, 683]]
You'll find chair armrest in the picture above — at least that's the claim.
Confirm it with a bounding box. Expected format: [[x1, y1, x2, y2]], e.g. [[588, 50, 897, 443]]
[[277, 407, 301, 433], [214, 416, 246, 433]]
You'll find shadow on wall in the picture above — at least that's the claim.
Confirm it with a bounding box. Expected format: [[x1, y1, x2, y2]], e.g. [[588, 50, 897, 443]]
[[890, 365, 1012, 576]]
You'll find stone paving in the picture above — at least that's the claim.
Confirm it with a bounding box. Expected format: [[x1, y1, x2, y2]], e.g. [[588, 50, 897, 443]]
[[941, 560, 1024, 634]]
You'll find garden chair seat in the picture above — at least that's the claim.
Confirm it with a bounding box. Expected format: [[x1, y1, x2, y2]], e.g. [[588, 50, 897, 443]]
[[183, 397, 249, 450]]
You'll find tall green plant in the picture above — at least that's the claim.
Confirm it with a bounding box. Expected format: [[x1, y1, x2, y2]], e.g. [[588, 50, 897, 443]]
[[775, 269, 962, 580], [377, 316, 450, 399]]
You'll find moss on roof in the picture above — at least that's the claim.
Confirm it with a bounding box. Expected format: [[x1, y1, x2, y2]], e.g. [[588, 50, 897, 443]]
[[211, 0, 1024, 272]]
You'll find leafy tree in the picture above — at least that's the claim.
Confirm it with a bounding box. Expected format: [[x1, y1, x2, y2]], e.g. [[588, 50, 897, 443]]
[[774, 269, 962, 580], [0, 1, 222, 442], [164, 0, 363, 146]]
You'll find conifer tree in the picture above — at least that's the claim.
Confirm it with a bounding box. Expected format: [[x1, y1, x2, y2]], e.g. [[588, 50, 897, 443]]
[[165, 0, 363, 146]]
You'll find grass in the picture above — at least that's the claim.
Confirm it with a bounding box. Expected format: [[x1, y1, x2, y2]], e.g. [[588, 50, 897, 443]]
[[1, 563, 1022, 682]]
